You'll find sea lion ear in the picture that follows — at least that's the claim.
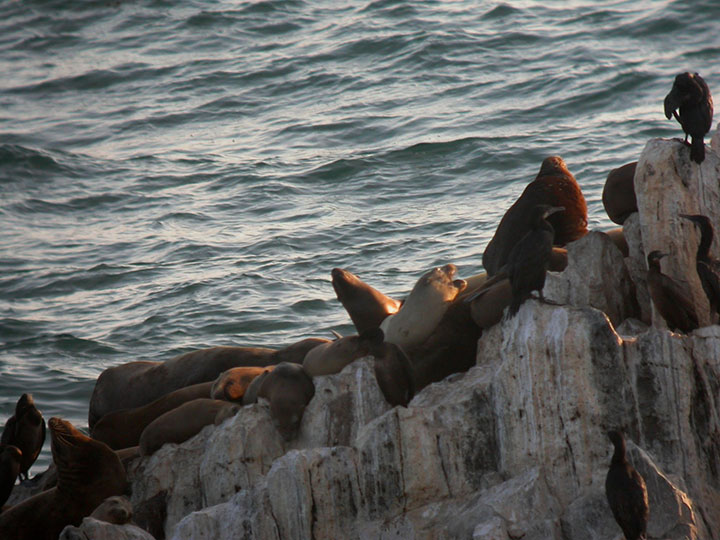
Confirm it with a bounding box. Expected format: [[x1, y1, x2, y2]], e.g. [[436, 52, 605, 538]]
[[359, 327, 384, 346], [453, 279, 467, 293]]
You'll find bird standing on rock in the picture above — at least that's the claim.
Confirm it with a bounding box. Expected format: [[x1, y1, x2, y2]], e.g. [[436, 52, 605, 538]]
[[506, 204, 565, 317], [605, 431, 649, 540], [646, 250, 699, 333], [664, 72, 713, 164], [680, 213, 720, 320]]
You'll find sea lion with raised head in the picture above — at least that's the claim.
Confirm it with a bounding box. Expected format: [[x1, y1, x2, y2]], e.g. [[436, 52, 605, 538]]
[[664, 72, 713, 164], [0, 445, 22, 510], [332, 268, 402, 333], [89, 337, 328, 428], [602, 162, 638, 225], [256, 362, 315, 441], [139, 398, 236, 456], [303, 328, 385, 376], [1, 393, 45, 481], [483, 156, 587, 276], [91, 381, 214, 450], [380, 264, 466, 352], [0, 418, 127, 540]]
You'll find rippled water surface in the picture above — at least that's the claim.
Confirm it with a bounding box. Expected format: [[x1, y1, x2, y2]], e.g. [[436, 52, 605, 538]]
[[1, 0, 718, 472]]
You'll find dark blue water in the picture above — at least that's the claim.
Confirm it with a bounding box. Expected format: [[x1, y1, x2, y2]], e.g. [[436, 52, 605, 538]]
[[1, 0, 718, 472]]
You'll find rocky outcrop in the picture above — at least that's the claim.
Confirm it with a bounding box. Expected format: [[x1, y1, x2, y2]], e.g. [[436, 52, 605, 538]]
[[59, 518, 155, 540]]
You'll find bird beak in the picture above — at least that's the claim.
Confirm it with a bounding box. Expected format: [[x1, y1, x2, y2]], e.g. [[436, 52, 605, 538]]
[[664, 90, 679, 120], [657, 252, 669, 259]]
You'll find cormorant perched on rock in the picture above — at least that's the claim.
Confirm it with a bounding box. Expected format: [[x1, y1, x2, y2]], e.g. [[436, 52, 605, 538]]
[[1, 394, 45, 481], [0, 445, 22, 509], [664, 72, 713, 164], [605, 431, 649, 540], [680, 213, 720, 318], [505, 204, 564, 317], [483, 156, 587, 276], [646, 250, 699, 333]]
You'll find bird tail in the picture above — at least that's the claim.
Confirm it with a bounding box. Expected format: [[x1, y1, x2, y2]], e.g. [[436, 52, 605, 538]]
[[691, 136, 705, 164]]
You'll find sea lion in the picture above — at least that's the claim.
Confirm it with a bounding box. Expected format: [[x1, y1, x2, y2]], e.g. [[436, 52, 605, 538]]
[[1, 393, 45, 481], [602, 162, 638, 225], [303, 328, 384, 376], [605, 431, 649, 540], [604, 227, 629, 257], [409, 296, 482, 391], [89, 337, 328, 428], [139, 399, 235, 456], [0, 445, 22, 510], [367, 334, 415, 407], [469, 278, 513, 330], [89, 495, 133, 525], [331, 268, 402, 333], [380, 264, 466, 352], [0, 418, 127, 540], [210, 366, 274, 402], [242, 369, 272, 406], [91, 381, 214, 450], [483, 156, 588, 276], [664, 72, 713, 164], [646, 250, 699, 333], [256, 362, 315, 441]]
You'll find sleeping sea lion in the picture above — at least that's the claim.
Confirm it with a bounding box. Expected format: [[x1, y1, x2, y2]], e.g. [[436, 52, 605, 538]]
[[139, 399, 235, 456], [89, 337, 328, 428], [331, 268, 402, 333], [602, 162, 637, 225], [90, 381, 214, 450], [1, 394, 46, 481], [380, 264, 466, 352], [210, 366, 274, 402], [303, 328, 384, 376], [0, 418, 127, 540]]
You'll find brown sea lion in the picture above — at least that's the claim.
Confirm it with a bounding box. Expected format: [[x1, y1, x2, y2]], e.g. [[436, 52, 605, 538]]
[[257, 362, 315, 441], [331, 268, 402, 333], [1, 394, 46, 481], [89, 337, 328, 428], [409, 297, 482, 391], [469, 278, 513, 330], [602, 162, 638, 225], [604, 227, 629, 257], [0, 418, 127, 540], [91, 381, 214, 450], [303, 328, 385, 376], [210, 366, 274, 402], [483, 156, 588, 276], [367, 334, 415, 407], [380, 264, 467, 352], [0, 445, 22, 510], [89, 495, 133, 525], [139, 399, 235, 456]]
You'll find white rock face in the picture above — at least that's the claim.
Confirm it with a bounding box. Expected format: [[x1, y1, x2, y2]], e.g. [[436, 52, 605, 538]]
[[59, 518, 156, 540], [96, 138, 716, 540]]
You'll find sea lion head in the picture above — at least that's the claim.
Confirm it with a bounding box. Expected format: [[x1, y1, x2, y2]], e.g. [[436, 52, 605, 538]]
[[49, 417, 127, 499], [421, 264, 466, 302], [211, 366, 274, 402], [259, 363, 315, 442]]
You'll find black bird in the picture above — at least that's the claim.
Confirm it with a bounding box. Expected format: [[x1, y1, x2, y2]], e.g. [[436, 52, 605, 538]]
[[0, 445, 22, 509], [605, 431, 649, 540], [680, 213, 720, 319], [505, 204, 564, 317], [0, 394, 45, 481], [664, 72, 713, 164], [646, 250, 699, 333]]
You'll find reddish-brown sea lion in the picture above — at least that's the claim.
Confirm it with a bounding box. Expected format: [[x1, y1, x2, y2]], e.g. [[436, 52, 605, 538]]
[[139, 399, 235, 456], [0, 445, 22, 510], [602, 162, 638, 225], [0, 418, 127, 540], [331, 268, 402, 333], [89, 337, 329, 428], [257, 362, 315, 441], [90, 381, 214, 450], [380, 264, 467, 352], [303, 328, 385, 376], [1, 394, 45, 481], [210, 366, 274, 402], [483, 156, 588, 276]]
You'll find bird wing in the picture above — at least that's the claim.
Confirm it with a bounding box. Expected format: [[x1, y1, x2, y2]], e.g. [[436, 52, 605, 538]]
[[660, 273, 699, 327], [698, 261, 720, 313]]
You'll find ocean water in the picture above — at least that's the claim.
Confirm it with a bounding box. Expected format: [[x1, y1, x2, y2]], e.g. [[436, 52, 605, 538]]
[[1, 0, 718, 473]]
